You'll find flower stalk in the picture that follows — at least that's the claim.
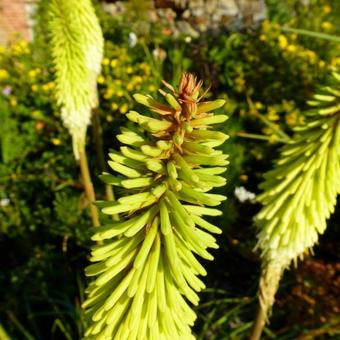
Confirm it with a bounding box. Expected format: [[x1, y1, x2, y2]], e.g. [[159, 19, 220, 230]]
[[83, 73, 229, 338], [250, 70, 340, 340], [48, 0, 104, 226]]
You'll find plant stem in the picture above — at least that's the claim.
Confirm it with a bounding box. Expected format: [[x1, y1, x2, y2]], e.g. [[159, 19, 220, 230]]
[[91, 110, 116, 202], [91, 110, 119, 221], [78, 147, 100, 227], [249, 305, 266, 340]]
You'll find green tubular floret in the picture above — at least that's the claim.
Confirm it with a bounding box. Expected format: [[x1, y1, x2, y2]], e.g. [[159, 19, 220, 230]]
[[254, 71, 340, 322], [83, 73, 228, 339]]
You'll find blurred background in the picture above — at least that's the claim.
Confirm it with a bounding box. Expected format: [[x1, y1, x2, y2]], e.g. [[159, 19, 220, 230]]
[[0, 0, 339, 339]]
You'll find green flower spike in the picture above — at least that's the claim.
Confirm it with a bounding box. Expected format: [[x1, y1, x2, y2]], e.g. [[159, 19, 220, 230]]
[[83, 73, 229, 339], [48, 0, 103, 158], [255, 71, 340, 322]]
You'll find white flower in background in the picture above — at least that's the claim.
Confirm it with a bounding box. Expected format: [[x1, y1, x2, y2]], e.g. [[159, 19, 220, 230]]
[[0, 198, 10, 207], [128, 32, 137, 48], [234, 186, 256, 203], [185, 36, 192, 43]]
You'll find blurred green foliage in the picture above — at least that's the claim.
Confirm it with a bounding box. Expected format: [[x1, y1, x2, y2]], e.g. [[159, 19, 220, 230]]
[[0, 0, 339, 339]]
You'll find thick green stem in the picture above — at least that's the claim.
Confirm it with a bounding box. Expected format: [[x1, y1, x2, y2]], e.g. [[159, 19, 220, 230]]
[[78, 147, 100, 227], [249, 305, 266, 340]]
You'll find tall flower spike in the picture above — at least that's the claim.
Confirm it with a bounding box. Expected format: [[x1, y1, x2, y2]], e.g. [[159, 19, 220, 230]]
[[83, 73, 229, 339], [254, 70, 340, 330], [48, 0, 103, 158]]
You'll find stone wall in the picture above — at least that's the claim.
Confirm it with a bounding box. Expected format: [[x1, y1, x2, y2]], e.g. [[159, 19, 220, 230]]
[[102, 0, 267, 37]]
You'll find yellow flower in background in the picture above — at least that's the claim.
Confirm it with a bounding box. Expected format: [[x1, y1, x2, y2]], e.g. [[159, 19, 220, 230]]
[[278, 35, 288, 49], [321, 21, 333, 31], [286, 110, 298, 126], [10, 97, 17, 107], [323, 5, 331, 14], [28, 69, 37, 78], [0, 69, 8, 79], [0, 46, 5, 54], [126, 66, 133, 74], [267, 107, 279, 121], [42, 83, 51, 92], [259, 34, 267, 42], [287, 45, 297, 53], [97, 75, 105, 84], [52, 138, 61, 145], [331, 57, 340, 66], [32, 110, 42, 118], [111, 102, 118, 110], [319, 60, 326, 68], [119, 103, 128, 113], [305, 50, 316, 62], [262, 20, 270, 33], [255, 102, 263, 110], [31, 84, 38, 92], [106, 115, 113, 122], [126, 82, 134, 91], [110, 59, 118, 67], [148, 84, 157, 92], [290, 33, 297, 41], [104, 87, 114, 99], [133, 75, 143, 84], [116, 90, 124, 97], [101, 58, 110, 66], [321, 22, 333, 30]]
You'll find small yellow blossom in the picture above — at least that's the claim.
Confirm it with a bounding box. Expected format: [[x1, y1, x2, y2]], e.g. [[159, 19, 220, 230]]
[[116, 90, 124, 97], [42, 84, 50, 92], [31, 84, 38, 92], [287, 44, 297, 53], [268, 134, 279, 144], [148, 85, 157, 92], [278, 35, 288, 49], [331, 57, 340, 66], [10, 97, 17, 107], [32, 110, 42, 118], [262, 20, 270, 33], [104, 88, 114, 99], [0, 69, 9, 79], [119, 103, 128, 114], [323, 5, 331, 14], [0, 46, 5, 54], [255, 102, 263, 110], [319, 60, 326, 68], [110, 59, 118, 67], [259, 34, 267, 42], [286, 111, 298, 126], [106, 115, 113, 122], [127, 82, 134, 91], [321, 22, 333, 30], [28, 69, 36, 78], [101, 58, 110, 66], [126, 66, 133, 74], [111, 102, 118, 110], [97, 75, 105, 84], [267, 107, 279, 121], [305, 50, 316, 62], [290, 33, 297, 41], [52, 138, 61, 145], [133, 76, 143, 84]]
